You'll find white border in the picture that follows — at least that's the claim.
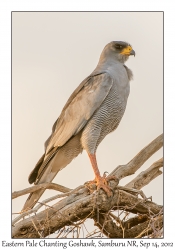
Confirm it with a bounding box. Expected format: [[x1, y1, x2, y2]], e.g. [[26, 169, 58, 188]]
[[0, 0, 175, 248]]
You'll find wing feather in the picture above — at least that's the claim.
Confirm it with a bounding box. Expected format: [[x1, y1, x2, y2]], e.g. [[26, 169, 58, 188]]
[[45, 72, 113, 154]]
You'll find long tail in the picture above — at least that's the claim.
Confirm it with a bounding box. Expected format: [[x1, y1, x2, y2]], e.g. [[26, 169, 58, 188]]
[[22, 132, 83, 211]]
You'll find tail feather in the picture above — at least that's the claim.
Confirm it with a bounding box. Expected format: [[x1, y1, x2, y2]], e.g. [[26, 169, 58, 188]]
[[22, 132, 83, 211], [28, 154, 45, 184]]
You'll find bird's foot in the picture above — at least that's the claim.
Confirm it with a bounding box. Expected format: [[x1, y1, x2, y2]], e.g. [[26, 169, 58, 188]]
[[85, 173, 117, 197], [96, 173, 117, 197]]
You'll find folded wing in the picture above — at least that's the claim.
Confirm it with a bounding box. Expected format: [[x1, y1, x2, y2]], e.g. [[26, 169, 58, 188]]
[[45, 72, 114, 155]]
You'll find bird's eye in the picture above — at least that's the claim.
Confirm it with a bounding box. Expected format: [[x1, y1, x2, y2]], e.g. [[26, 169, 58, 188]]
[[115, 45, 122, 49]]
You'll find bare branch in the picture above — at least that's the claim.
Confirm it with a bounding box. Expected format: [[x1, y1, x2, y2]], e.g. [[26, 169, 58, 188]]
[[12, 186, 162, 238], [94, 213, 163, 238], [123, 214, 148, 229], [12, 134, 163, 238], [110, 133, 163, 180], [125, 158, 163, 189], [12, 185, 84, 226], [12, 183, 71, 199]]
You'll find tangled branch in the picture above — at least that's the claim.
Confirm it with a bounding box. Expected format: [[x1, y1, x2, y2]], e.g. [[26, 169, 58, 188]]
[[12, 134, 163, 238]]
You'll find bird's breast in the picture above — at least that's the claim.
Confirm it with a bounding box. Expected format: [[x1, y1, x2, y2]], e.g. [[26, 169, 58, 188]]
[[107, 65, 130, 103], [81, 64, 131, 153], [81, 80, 129, 153]]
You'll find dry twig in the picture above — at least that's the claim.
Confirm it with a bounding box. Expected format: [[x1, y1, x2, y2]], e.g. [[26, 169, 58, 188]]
[[12, 133, 163, 238]]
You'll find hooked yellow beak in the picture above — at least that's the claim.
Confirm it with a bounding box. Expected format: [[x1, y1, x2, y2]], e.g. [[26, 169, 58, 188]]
[[120, 45, 135, 56]]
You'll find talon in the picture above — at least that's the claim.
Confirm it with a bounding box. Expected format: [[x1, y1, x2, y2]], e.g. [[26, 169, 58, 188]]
[[86, 175, 117, 197], [87, 153, 117, 197], [103, 171, 109, 178], [96, 176, 112, 197]]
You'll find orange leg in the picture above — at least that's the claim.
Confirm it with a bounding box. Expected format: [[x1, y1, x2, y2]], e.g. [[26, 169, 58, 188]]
[[87, 153, 115, 197]]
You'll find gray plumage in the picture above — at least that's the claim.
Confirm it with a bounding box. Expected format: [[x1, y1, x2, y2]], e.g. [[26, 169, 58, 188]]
[[22, 41, 135, 211]]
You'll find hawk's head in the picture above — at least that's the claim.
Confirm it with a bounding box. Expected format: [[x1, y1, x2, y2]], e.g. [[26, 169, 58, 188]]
[[101, 41, 135, 63]]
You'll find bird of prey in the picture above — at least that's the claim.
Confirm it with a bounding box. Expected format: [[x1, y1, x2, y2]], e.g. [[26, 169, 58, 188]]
[[22, 41, 135, 211]]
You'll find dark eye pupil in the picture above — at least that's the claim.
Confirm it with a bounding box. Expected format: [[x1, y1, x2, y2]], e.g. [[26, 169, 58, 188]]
[[116, 45, 122, 49]]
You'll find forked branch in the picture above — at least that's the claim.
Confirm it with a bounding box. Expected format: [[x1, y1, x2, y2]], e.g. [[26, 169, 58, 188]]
[[12, 133, 163, 238]]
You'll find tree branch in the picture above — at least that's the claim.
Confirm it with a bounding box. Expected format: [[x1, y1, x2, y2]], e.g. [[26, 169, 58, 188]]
[[12, 133, 163, 238], [125, 158, 163, 189], [110, 133, 163, 180], [94, 213, 163, 238], [12, 185, 84, 225], [12, 183, 71, 199], [12, 186, 162, 238]]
